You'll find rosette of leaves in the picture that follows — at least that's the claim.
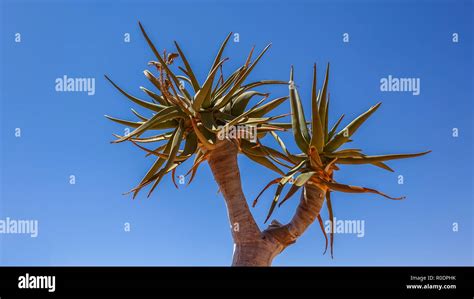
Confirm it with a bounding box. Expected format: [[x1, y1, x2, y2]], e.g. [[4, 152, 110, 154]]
[[254, 64, 430, 256], [105, 22, 290, 198]]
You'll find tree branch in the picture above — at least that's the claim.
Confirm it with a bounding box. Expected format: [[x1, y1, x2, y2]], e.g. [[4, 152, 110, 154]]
[[263, 183, 326, 247], [207, 139, 261, 243]]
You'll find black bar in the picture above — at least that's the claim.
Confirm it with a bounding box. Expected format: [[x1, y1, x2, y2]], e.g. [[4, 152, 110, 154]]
[[0, 267, 472, 298]]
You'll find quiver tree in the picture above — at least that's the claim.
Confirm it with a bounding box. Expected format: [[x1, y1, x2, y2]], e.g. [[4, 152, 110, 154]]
[[105, 22, 430, 266]]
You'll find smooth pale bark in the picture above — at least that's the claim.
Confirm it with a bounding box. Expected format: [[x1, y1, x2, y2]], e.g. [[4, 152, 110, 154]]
[[207, 139, 326, 266]]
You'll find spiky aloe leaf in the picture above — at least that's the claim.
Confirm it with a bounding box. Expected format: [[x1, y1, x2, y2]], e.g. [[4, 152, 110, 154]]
[[289, 67, 310, 152], [130, 141, 188, 161], [200, 111, 218, 131], [310, 65, 324, 152], [146, 121, 185, 196], [105, 75, 165, 112], [243, 151, 285, 176], [246, 96, 288, 118], [230, 91, 268, 116], [318, 64, 330, 139], [240, 80, 288, 92], [325, 102, 382, 152], [336, 151, 431, 165], [130, 132, 173, 143], [317, 214, 329, 254], [188, 122, 212, 151], [113, 107, 183, 143], [294, 171, 316, 186], [174, 41, 200, 92], [130, 127, 178, 198], [278, 183, 301, 207], [326, 191, 334, 258], [138, 22, 181, 88], [213, 67, 244, 100], [139, 86, 168, 106], [105, 115, 143, 128], [372, 162, 394, 172], [252, 178, 280, 207], [180, 132, 198, 157], [327, 114, 344, 141], [323, 180, 405, 200], [213, 44, 271, 110], [186, 149, 207, 185], [193, 58, 228, 110], [264, 182, 286, 223], [210, 32, 233, 76], [130, 109, 148, 121]]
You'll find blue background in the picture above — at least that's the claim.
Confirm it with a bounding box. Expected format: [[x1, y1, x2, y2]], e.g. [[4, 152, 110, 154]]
[[0, 0, 472, 266]]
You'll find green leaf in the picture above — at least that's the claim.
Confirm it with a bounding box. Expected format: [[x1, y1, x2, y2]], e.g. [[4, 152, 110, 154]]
[[213, 44, 271, 110], [174, 41, 200, 92], [200, 111, 218, 131], [270, 131, 292, 158], [147, 122, 185, 196], [180, 132, 198, 156], [230, 91, 268, 116], [309, 64, 325, 152], [150, 120, 180, 130], [289, 67, 310, 152], [239, 80, 288, 93], [278, 184, 301, 207], [246, 96, 288, 118], [264, 183, 285, 223], [131, 128, 178, 198], [129, 132, 173, 143], [213, 67, 244, 101], [105, 75, 165, 112], [324, 93, 330, 143], [317, 214, 329, 254], [253, 178, 280, 207], [371, 161, 394, 172], [105, 115, 143, 128], [113, 107, 182, 143], [325, 102, 381, 152], [139, 86, 168, 106], [318, 63, 330, 140], [323, 180, 405, 200], [326, 191, 335, 258], [193, 58, 227, 110], [130, 108, 148, 121], [325, 149, 363, 159], [210, 32, 232, 76], [327, 114, 344, 141], [190, 118, 217, 150], [336, 151, 431, 165], [243, 151, 285, 176], [186, 149, 206, 185], [294, 171, 316, 186], [138, 22, 181, 88], [266, 122, 293, 129]]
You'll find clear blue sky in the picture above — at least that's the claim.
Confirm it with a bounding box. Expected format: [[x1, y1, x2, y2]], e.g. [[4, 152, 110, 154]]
[[0, 0, 472, 266]]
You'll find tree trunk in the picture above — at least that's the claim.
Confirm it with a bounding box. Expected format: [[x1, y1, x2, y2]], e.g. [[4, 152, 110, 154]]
[[207, 139, 326, 266]]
